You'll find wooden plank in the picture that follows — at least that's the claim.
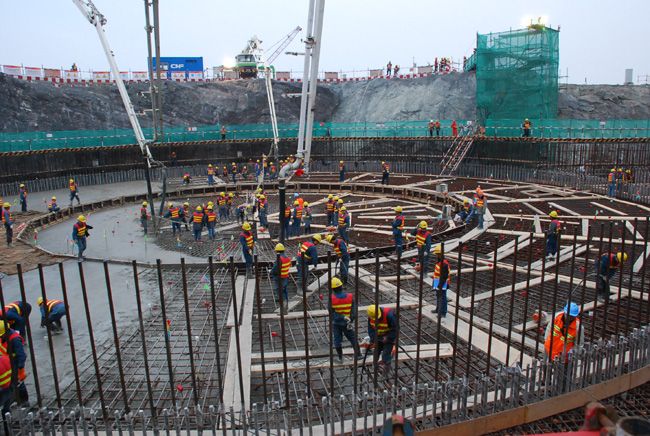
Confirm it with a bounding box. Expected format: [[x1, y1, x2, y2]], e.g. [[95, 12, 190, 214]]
[[590, 201, 627, 216], [225, 276, 246, 327], [548, 202, 581, 216], [625, 220, 643, 241], [251, 344, 454, 373]]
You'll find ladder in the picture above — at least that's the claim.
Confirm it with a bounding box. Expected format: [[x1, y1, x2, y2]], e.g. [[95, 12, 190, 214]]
[[440, 125, 477, 175]]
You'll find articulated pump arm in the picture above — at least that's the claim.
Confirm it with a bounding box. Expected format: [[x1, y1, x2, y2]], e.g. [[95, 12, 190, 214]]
[[73, 0, 157, 220]]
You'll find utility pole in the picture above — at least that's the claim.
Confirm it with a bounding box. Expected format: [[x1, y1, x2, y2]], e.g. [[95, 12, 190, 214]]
[[152, 0, 164, 139], [144, 0, 164, 141]]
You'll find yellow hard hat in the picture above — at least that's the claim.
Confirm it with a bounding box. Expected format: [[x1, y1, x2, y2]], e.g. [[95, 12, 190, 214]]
[[207, 205, 213, 210], [142, 201, 148, 206], [208, 201, 214, 206], [549, 211, 558, 218], [220, 192, 225, 196], [304, 201, 309, 207], [312, 233, 322, 243], [463, 199, 470, 204], [367, 305, 381, 319], [331, 277, 343, 289], [78, 215, 86, 222], [339, 160, 344, 164], [0, 321, 6, 337], [419, 221, 428, 229], [256, 159, 260, 163], [618, 168, 622, 171], [433, 245, 442, 255], [3, 202, 10, 208], [208, 164, 213, 167], [183, 202, 190, 207], [394, 206, 402, 213], [51, 196, 56, 201], [274, 243, 285, 252], [231, 162, 235, 165], [340, 206, 347, 211], [229, 193, 234, 197], [168, 202, 174, 208], [69, 179, 74, 183], [37, 297, 44, 306], [337, 199, 344, 204], [328, 194, 333, 199], [294, 200, 300, 205], [617, 252, 628, 263], [381, 161, 385, 165], [611, 168, 616, 172], [242, 222, 251, 231], [325, 234, 335, 243], [256, 187, 263, 192], [333, 196, 339, 201], [260, 195, 266, 199], [19, 184, 24, 188], [196, 206, 203, 211]]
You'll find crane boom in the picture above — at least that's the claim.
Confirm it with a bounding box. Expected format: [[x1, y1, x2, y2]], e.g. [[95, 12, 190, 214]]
[[266, 26, 302, 66]]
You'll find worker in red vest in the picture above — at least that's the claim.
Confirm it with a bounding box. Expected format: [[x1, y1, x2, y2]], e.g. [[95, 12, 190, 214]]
[[1, 203, 14, 247], [140, 201, 150, 235], [296, 234, 321, 288], [69, 178, 81, 206], [595, 252, 628, 301], [0, 354, 14, 428], [164, 203, 182, 234], [474, 187, 487, 229], [546, 211, 561, 259], [339, 160, 346, 181], [207, 164, 216, 185], [330, 277, 361, 361], [240, 222, 255, 274], [18, 184, 28, 212], [392, 206, 405, 256], [2, 301, 31, 337], [72, 214, 92, 261], [325, 194, 336, 226], [205, 205, 217, 240], [381, 161, 390, 185], [544, 302, 583, 361], [191, 206, 205, 241], [432, 245, 450, 320], [410, 221, 432, 273], [48, 196, 60, 213], [0, 321, 28, 406], [367, 305, 398, 377], [270, 243, 292, 313], [607, 167, 616, 197], [291, 200, 303, 237], [338, 206, 350, 243]]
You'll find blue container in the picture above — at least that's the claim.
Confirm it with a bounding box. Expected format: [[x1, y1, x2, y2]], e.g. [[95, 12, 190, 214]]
[[152, 57, 204, 79]]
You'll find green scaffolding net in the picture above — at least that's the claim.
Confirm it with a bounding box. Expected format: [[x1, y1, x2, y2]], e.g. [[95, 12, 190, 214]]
[[476, 26, 560, 120]]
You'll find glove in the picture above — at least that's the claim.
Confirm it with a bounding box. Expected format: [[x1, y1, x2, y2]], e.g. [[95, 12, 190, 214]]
[[17, 368, 26, 381]]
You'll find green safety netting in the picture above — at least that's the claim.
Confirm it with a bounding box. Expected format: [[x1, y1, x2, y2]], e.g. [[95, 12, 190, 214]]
[[0, 119, 649, 152], [476, 26, 560, 120]]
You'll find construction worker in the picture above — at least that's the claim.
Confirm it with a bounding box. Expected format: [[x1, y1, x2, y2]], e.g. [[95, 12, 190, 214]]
[[254, 160, 261, 179], [180, 202, 190, 231], [38, 297, 66, 332], [226, 193, 234, 218], [338, 206, 350, 243], [595, 251, 627, 301], [455, 199, 474, 224], [240, 165, 248, 180], [48, 196, 60, 213], [474, 187, 487, 229], [222, 165, 228, 180], [606, 168, 616, 198], [230, 162, 238, 184], [262, 156, 269, 179], [428, 120, 435, 137], [283, 203, 292, 238], [330, 277, 361, 361], [2, 301, 31, 337], [294, 192, 304, 208], [326, 194, 336, 226], [270, 243, 291, 313], [220, 125, 227, 140], [544, 302, 583, 361], [182, 173, 192, 185], [2, 203, 14, 247], [164, 203, 182, 235], [381, 161, 390, 185], [296, 234, 321, 288], [0, 321, 28, 405], [339, 160, 345, 181], [18, 184, 27, 212], [205, 205, 217, 240], [327, 233, 350, 284], [386, 61, 392, 76], [522, 118, 532, 137], [303, 201, 312, 234], [68, 178, 81, 206], [432, 245, 450, 320], [291, 200, 303, 237], [434, 119, 441, 136], [546, 211, 561, 259], [192, 206, 205, 241], [207, 164, 216, 185], [258, 195, 268, 229], [411, 221, 432, 273], [72, 215, 92, 260], [240, 222, 255, 273], [616, 168, 624, 195], [140, 201, 149, 235], [392, 206, 405, 256], [451, 120, 458, 137], [216, 192, 227, 220], [0, 354, 14, 428], [367, 305, 398, 377], [270, 162, 277, 179]]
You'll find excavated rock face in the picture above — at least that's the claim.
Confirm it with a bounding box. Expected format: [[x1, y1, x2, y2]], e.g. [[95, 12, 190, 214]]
[[1, 72, 649, 133]]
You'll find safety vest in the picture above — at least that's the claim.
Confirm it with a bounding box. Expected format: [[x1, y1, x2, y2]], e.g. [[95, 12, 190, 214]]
[[1, 210, 11, 224], [338, 212, 348, 228], [396, 215, 405, 231], [284, 207, 291, 218], [192, 212, 204, 224], [242, 231, 254, 249], [0, 331, 22, 356], [218, 196, 226, 206], [606, 253, 619, 270], [271, 165, 276, 172], [550, 219, 561, 234], [206, 212, 216, 222], [369, 307, 392, 336], [259, 200, 267, 211], [242, 166, 248, 174], [463, 205, 471, 212], [69, 181, 77, 192], [170, 207, 180, 219], [294, 206, 303, 219], [433, 259, 451, 284], [415, 229, 430, 248], [544, 313, 578, 360], [608, 172, 615, 183], [435, 121, 440, 128], [476, 197, 485, 209], [231, 164, 237, 173], [46, 299, 63, 313], [326, 200, 335, 212], [299, 241, 314, 259], [383, 164, 390, 173], [140, 207, 147, 219], [223, 167, 228, 175], [183, 174, 190, 180], [331, 293, 353, 316], [333, 239, 344, 257], [428, 122, 434, 129], [339, 163, 345, 171], [523, 121, 531, 129], [20, 188, 27, 198], [208, 167, 215, 175], [0, 355, 11, 389], [74, 222, 87, 237], [279, 256, 291, 278], [5, 303, 21, 316]]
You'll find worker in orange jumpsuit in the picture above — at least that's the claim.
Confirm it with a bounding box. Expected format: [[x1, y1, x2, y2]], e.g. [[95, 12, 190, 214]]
[[544, 302, 583, 361]]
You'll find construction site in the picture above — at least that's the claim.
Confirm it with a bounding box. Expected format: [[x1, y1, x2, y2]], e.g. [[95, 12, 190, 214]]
[[1, 1, 650, 435]]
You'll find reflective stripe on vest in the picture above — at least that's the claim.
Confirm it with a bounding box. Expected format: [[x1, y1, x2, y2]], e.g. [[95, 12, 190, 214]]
[[75, 223, 87, 237], [370, 308, 391, 336], [415, 229, 429, 247], [218, 197, 226, 206], [0, 331, 22, 356], [433, 260, 450, 283], [544, 313, 578, 359], [242, 232, 254, 249], [331, 293, 353, 316], [285, 208, 291, 218], [338, 212, 347, 227], [207, 212, 216, 222], [295, 207, 303, 219], [334, 240, 343, 257], [47, 300, 63, 312], [208, 168, 215, 175], [299, 242, 314, 259], [193, 212, 203, 223], [326, 200, 334, 212], [69, 182, 76, 192], [476, 198, 484, 208], [279, 256, 291, 278], [0, 356, 11, 389], [170, 208, 180, 219], [6, 303, 21, 316], [396, 215, 404, 231]]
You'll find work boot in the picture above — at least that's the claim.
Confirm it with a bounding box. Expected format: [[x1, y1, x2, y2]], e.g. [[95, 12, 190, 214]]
[[336, 346, 343, 362], [383, 362, 392, 379], [282, 301, 289, 314]]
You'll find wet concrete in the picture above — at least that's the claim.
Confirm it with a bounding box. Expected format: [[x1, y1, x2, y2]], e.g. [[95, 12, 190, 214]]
[[0, 260, 158, 405]]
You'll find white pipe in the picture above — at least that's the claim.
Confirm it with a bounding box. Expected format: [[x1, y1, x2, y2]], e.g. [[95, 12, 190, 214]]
[[295, 0, 316, 157]]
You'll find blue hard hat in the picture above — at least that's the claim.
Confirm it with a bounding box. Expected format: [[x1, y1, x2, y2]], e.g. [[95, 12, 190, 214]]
[[564, 302, 580, 317]]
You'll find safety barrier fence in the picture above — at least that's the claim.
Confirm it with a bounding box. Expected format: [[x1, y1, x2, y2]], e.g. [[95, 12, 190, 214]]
[[2, 210, 649, 433], [2, 122, 650, 154]]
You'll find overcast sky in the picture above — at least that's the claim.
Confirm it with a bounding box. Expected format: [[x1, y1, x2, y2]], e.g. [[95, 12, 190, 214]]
[[1, 0, 648, 84]]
